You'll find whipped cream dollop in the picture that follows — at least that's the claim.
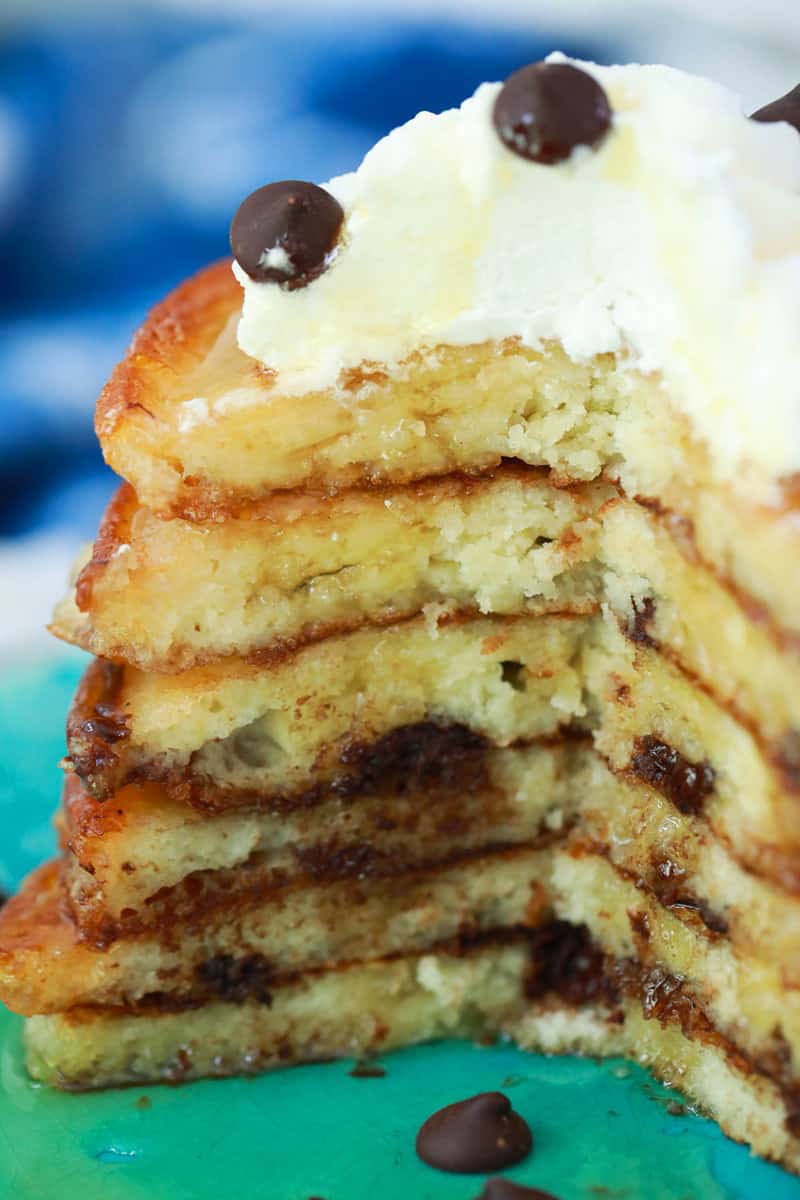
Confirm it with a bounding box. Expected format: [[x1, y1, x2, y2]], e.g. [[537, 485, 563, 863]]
[[234, 55, 800, 498]]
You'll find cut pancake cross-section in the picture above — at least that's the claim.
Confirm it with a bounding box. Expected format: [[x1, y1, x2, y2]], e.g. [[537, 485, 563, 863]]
[[3, 54, 800, 1180]]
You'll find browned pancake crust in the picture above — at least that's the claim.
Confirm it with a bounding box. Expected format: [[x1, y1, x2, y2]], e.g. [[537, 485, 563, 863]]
[[72, 484, 136, 614], [95, 260, 242, 498], [65, 659, 130, 798]]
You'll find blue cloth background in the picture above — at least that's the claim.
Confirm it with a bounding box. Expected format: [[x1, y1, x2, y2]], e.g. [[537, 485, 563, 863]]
[[0, 11, 609, 544]]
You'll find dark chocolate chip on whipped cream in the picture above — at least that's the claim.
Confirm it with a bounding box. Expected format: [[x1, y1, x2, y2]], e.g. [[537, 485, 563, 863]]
[[493, 62, 611, 164], [475, 1180, 561, 1200], [230, 180, 343, 288], [751, 83, 800, 135], [415, 1091, 532, 1173]]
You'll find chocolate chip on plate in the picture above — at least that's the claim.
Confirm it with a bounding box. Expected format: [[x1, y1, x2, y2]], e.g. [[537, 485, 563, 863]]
[[493, 61, 611, 164], [751, 84, 800, 134], [348, 1061, 386, 1078], [415, 1091, 533, 1173], [230, 180, 343, 288], [476, 1180, 561, 1200]]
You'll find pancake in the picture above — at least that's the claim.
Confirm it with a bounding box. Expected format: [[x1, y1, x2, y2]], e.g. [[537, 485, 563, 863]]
[[26, 938, 536, 1090], [52, 466, 607, 672], [7, 825, 800, 1083], [26, 949, 800, 1173], [64, 612, 590, 804], [26, 985, 800, 1172], [95, 259, 622, 516]]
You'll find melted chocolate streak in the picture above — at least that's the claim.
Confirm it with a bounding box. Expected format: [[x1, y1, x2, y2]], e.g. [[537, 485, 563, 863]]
[[69, 693, 581, 811], [119, 925, 536, 1014], [627, 595, 658, 649], [649, 855, 729, 936], [629, 735, 715, 817]]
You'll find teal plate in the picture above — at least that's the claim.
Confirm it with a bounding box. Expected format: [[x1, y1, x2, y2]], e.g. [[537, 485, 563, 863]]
[[1, 654, 800, 1200]]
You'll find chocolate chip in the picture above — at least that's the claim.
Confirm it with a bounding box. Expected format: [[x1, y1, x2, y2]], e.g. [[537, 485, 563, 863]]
[[476, 1181, 561, 1200], [196, 953, 274, 1004], [627, 596, 657, 648], [82, 716, 128, 745], [662, 893, 729, 937], [416, 1092, 532, 1173], [230, 180, 343, 288], [525, 920, 615, 1007], [348, 1061, 386, 1078], [493, 62, 611, 164], [751, 84, 800, 135], [775, 729, 800, 791], [630, 736, 715, 816], [334, 721, 489, 798], [666, 1101, 687, 1117]]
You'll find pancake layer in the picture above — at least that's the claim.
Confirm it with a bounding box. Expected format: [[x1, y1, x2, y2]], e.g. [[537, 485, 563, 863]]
[[65, 613, 590, 804], [96, 263, 624, 514], [53, 467, 607, 672]]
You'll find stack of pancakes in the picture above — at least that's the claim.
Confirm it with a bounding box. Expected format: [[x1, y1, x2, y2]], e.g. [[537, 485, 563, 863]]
[[2, 57, 800, 1175]]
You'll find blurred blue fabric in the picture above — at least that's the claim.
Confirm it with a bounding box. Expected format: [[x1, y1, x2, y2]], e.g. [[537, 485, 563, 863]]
[[0, 11, 609, 543]]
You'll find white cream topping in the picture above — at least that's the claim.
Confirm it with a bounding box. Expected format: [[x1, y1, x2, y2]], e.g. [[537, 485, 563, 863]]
[[234, 55, 800, 497], [259, 245, 293, 275]]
